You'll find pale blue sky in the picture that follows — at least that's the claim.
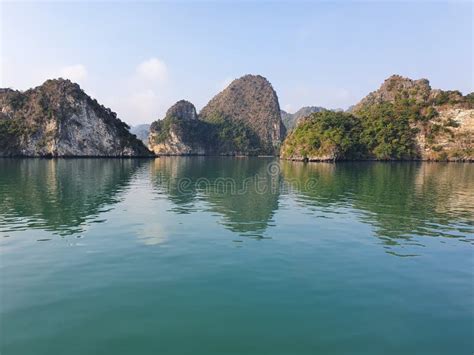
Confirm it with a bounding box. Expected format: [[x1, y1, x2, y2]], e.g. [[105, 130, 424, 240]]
[[1, 1, 472, 125]]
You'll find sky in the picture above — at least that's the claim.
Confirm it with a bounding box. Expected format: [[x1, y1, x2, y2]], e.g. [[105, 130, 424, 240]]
[[1, 1, 472, 126]]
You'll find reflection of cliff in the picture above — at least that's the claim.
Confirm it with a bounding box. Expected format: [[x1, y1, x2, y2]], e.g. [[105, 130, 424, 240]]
[[4, 157, 471, 248], [349, 163, 438, 241], [352, 163, 474, 243], [149, 157, 201, 209], [0, 159, 143, 235], [279, 161, 341, 206], [206, 161, 280, 236], [414, 163, 474, 218], [150, 157, 280, 236], [281, 162, 474, 247]]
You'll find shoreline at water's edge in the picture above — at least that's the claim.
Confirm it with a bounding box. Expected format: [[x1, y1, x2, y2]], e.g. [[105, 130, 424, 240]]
[[0, 154, 473, 162], [279, 157, 473, 163], [0, 155, 157, 159]]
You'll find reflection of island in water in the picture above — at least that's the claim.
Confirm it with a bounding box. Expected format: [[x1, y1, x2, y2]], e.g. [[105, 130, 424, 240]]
[[1, 158, 472, 250], [280, 161, 474, 249], [150, 158, 474, 248], [149, 157, 280, 237], [0, 159, 144, 236]]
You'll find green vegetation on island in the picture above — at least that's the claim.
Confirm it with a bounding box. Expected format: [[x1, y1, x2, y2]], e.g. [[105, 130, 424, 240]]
[[2, 74, 473, 160], [281, 75, 474, 162], [149, 112, 261, 155], [280, 111, 365, 161]]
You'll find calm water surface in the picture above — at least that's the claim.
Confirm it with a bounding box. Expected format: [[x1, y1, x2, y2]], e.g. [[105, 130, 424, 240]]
[[0, 158, 473, 354]]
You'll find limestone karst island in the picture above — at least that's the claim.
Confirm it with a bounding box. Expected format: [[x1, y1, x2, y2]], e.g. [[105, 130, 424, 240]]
[[1, 1, 473, 355], [1, 74, 473, 160]]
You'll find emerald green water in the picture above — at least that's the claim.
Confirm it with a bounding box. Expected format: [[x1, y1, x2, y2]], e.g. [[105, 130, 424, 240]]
[[0, 158, 473, 354]]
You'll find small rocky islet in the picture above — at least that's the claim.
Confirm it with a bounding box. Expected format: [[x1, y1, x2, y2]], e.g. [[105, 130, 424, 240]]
[[1, 74, 473, 161]]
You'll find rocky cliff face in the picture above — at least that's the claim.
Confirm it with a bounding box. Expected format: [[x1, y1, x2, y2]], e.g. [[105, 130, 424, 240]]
[[148, 100, 207, 155], [149, 75, 286, 156], [353, 75, 474, 161], [353, 75, 432, 111], [200, 74, 286, 154], [281, 75, 473, 162], [0, 79, 151, 157], [415, 107, 474, 161], [165, 100, 198, 121]]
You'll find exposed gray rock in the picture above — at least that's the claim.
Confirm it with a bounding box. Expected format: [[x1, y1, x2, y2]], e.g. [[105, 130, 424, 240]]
[[148, 75, 287, 156], [148, 100, 207, 155], [353, 74, 432, 111], [0, 79, 152, 157], [165, 100, 198, 121], [200, 74, 286, 154], [352, 74, 474, 161]]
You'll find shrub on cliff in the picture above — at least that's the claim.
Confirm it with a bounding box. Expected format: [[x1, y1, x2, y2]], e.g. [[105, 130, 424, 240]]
[[281, 111, 365, 160], [356, 100, 420, 160], [204, 113, 261, 154], [282, 99, 422, 161]]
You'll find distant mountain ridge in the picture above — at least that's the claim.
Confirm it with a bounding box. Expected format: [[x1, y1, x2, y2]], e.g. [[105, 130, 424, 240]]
[[281, 106, 326, 131], [130, 124, 150, 144]]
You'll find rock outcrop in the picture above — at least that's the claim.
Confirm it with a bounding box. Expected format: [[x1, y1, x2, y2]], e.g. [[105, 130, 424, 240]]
[[149, 75, 287, 156], [165, 100, 198, 121], [415, 106, 474, 161], [353, 75, 432, 111], [353, 75, 474, 161], [200, 74, 286, 154], [0, 79, 151, 157], [281, 75, 473, 162], [148, 100, 207, 155]]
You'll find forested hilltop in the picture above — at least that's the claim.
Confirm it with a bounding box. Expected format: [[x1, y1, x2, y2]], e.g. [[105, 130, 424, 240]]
[[281, 75, 474, 162]]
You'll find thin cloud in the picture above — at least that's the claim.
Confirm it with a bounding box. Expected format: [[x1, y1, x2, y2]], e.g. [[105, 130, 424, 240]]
[[128, 89, 160, 121], [104, 58, 174, 125], [136, 58, 168, 83]]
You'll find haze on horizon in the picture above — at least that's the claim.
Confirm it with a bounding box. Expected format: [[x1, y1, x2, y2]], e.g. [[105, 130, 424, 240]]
[[1, 1, 472, 126]]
